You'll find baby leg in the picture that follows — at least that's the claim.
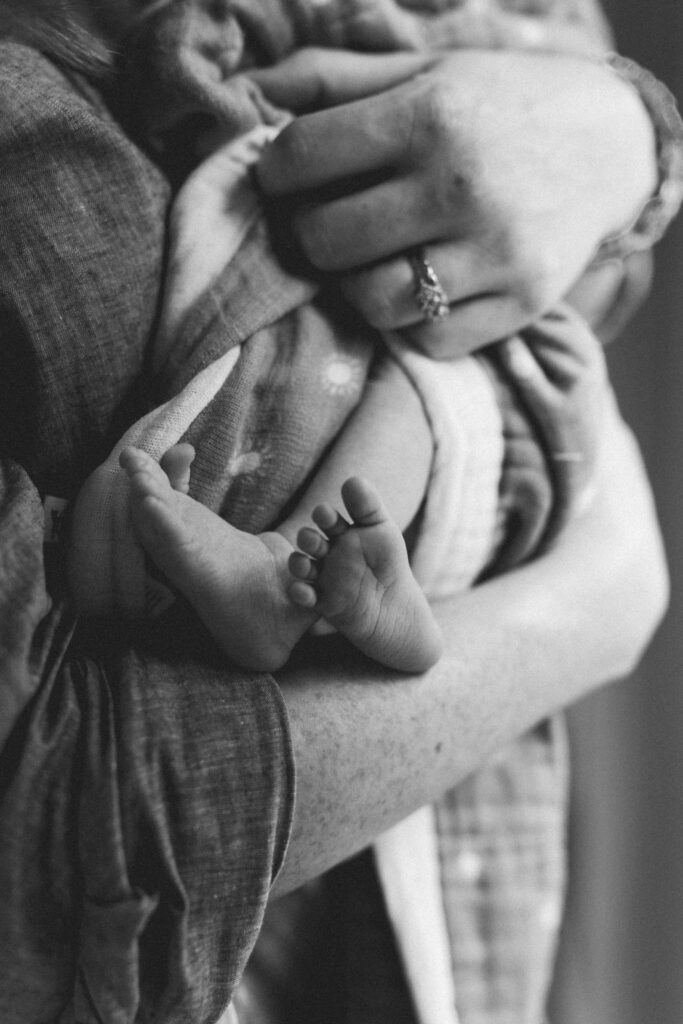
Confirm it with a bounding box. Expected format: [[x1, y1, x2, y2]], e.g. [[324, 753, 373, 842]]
[[119, 446, 317, 672], [279, 355, 433, 547], [121, 356, 438, 673]]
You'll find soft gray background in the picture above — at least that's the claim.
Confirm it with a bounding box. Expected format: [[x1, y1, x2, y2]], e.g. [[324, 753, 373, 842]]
[[550, 5, 683, 1022]]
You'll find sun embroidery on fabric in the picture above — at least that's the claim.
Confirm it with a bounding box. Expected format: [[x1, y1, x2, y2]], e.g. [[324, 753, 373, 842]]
[[321, 356, 364, 397], [227, 448, 264, 478]]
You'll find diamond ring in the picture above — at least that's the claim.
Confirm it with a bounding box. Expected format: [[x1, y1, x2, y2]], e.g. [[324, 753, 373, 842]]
[[409, 247, 449, 322]]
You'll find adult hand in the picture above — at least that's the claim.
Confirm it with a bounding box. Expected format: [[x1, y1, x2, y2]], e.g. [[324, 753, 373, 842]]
[[254, 49, 657, 356]]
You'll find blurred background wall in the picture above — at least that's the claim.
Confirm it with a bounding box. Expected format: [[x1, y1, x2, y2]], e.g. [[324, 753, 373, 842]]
[[549, 4, 683, 1022]]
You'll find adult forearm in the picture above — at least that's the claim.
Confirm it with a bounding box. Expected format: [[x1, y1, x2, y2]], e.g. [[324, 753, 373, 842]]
[[274, 404, 668, 895], [0, 461, 294, 1023]]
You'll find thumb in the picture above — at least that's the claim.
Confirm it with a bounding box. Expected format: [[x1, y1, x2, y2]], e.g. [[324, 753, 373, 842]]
[[247, 47, 431, 111]]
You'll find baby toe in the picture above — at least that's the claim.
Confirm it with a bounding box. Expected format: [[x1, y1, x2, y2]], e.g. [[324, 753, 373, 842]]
[[289, 550, 319, 581], [297, 526, 329, 559], [341, 476, 386, 526], [119, 447, 156, 475], [160, 443, 195, 494], [311, 503, 348, 538], [128, 468, 170, 504], [288, 580, 318, 609]]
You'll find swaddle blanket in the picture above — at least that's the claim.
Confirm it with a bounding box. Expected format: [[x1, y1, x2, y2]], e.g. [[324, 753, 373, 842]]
[[70, 2, 614, 1020], [69, 123, 574, 1024]]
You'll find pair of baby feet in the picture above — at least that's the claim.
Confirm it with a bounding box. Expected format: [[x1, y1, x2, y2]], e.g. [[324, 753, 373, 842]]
[[120, 445, 442, 673]]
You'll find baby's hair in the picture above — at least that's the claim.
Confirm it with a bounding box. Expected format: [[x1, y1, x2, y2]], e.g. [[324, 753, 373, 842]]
[[0, 0, 173, 75]]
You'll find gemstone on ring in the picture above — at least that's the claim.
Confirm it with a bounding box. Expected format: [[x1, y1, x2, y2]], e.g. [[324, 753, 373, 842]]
[[409, 247, 450, 322]]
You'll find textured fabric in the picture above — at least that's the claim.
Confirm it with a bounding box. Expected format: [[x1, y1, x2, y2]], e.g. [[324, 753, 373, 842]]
[[102, 3, 622, 1022], [68, 347, 242, 615], [118, 0, 613, 155], [110, 7, 610, 1020], [0, 0, 653, 1021], [370, 347, 506, 1024], [0, 44, 295, 1024], [0, 49, 166, 500], [63, 108, 570, 1022], [436, 718, 570, 1024]]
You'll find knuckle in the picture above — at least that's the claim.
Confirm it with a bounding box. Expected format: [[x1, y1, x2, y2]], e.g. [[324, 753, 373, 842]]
[[409, 84, 477, 216], [406, 84, 447, 165], [415, 82, 454, 144], [289, 48, 328, 105], [435, 167, 475, 231], [265, 123, 312, 182]]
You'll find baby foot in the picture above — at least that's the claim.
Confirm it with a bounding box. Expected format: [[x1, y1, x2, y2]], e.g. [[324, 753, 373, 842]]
[[159, 442, 195, 494], [119, 446, 316, 671], [289, 477, 442, 672]]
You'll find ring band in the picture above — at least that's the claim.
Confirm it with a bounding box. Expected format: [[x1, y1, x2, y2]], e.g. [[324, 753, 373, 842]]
[[409, 246, 449, 322]]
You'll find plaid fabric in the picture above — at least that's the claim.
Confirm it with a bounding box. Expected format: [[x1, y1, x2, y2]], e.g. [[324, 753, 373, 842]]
[[436, 719, 570, 1024]]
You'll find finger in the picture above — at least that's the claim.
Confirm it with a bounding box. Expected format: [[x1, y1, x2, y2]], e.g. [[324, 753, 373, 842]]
[[496, 335, 561, 411], [404, 294, 535, 359], [340, 242, 501, 329], [498, 336, 593, 505], [524, 306, 607, 380], [257, 89, 410, 196], [248, 48, 430, 112], [520, 326, 597, 389], [499, 334, 602, 501], [294, 178, 450, 271]]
